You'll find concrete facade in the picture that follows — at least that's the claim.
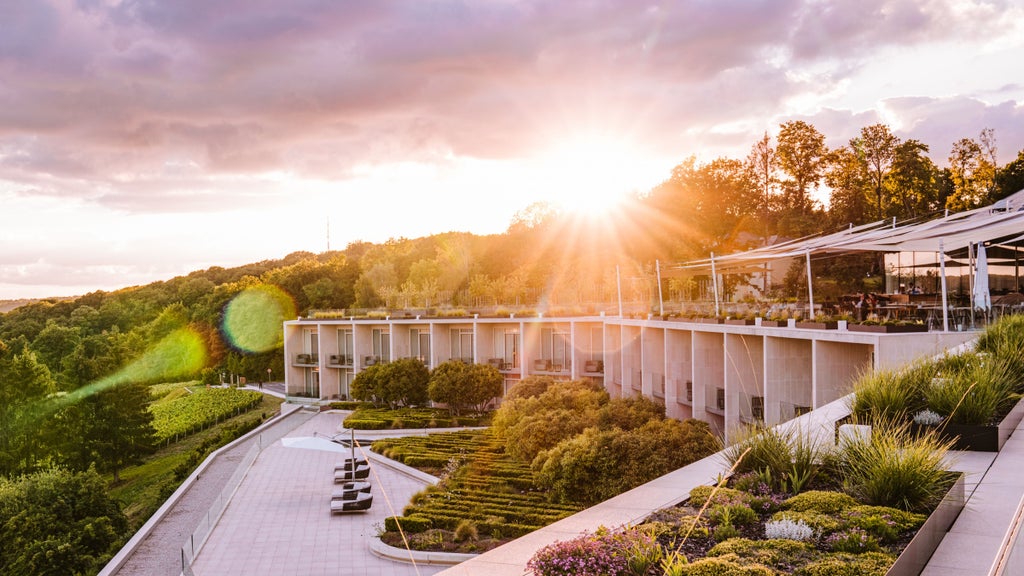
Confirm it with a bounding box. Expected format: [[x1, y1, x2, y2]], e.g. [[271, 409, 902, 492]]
[[284, 315, 975, 441]]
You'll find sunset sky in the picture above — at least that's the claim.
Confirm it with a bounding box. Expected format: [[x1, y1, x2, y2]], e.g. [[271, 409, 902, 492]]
[[2, 0, 1024, 299]]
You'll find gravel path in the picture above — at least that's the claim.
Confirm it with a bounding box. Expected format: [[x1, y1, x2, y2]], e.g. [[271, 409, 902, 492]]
[[106, 406, 315, 576]]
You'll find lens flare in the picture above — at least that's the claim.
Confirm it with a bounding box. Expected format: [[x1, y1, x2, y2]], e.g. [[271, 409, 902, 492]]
[[33, 327, 208, 416], [222, 285, 296, 353]]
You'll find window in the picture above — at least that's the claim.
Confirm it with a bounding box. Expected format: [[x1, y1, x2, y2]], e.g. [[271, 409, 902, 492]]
[[541, 328, 572, 370], [502, 330, 519, 365], [338, 329, 353, 365], [410, 329, 431, 364], [304, 368, 320, 397], [450, 328, 474, 363], [372, 329, 390, 363], [587, 326, 603, 361]]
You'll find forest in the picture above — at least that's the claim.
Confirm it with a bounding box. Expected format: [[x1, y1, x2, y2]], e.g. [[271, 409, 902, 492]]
[[0, 121, 1022, 574]]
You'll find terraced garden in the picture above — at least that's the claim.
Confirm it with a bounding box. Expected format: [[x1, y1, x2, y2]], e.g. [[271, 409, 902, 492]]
[[341, 405, 491, 430], [372, 429, 582, 552]]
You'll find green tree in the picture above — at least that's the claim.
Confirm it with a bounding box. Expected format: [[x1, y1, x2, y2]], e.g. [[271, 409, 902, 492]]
[[826, 146, 871, 227], [30, 321, 81, 376], [532, 418, 719, 506], [505, 375, 559, 401], [776, 120, 827, 222], [855, 123, 899, 220], [0, 348, 57, 476], [886, 139, 942, 218], [64, 382, 156, 482], [378, 358, 430, 409], [994, 148, 1024, 201], [746, 131, 778, 240], [0, 467, 128, 576], [350, 363, 385, 406], [947, 130, 998, 211], [427, 362, 502, 416]]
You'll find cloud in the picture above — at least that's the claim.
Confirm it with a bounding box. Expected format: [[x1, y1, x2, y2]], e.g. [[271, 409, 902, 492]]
[[1, 0, 1022, 225]]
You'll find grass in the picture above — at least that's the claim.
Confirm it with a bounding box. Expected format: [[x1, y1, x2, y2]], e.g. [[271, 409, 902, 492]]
[[836, 420, 955, 513]]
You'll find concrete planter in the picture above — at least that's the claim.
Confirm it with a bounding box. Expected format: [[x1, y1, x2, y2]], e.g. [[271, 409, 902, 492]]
[[795, 321, 839, 330], [885, 473, 966, 576], [918, 396, 1024, 452], [724, 319, 756, 326], [848, 323, 928, 334]]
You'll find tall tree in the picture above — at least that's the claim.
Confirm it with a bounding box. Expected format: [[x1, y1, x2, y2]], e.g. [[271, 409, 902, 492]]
[[886, 139, 942, 219], [854, 123, 899, 220], [0, 348, 57, 476], [746, 131, 778, 241], [947, 133, 996, 211], [63, 382, 156, 482], [994, 148, 1024, 201], [776, 120, 827, 216]]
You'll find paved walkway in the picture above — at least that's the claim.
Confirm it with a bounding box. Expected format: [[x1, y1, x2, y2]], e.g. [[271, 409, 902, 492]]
[[103, 390, 313, 576], [190, 411, 447, 576]]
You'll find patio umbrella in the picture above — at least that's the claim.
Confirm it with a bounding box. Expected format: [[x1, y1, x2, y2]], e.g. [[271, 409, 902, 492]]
[[974, 243, 991, 312], [280, 436, 352, 454]]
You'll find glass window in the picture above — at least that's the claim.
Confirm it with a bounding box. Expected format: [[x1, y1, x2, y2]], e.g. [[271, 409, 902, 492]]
[[372, 329, 390, 362]]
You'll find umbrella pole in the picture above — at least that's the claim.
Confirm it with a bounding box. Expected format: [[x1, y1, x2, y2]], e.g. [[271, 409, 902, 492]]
[[711, 252, 720, 317], [806, 249, 815, 320], [940, 240, 949, 332]]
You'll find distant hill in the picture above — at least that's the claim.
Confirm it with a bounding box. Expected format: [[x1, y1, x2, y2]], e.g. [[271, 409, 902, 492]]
[[0, 297, 76, 313]]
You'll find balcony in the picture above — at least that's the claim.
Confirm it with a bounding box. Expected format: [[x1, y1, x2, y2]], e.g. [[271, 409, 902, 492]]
[[488, 358, 516, 372], [532, 359, 570, 373], [294, 353, 319, 366], [362, 355, 381, 368], [328, 354, 353, 367], [583, 360, 604, 374]]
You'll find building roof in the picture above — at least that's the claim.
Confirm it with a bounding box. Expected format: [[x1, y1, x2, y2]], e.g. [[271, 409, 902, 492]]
[[673, 189, 1024, 274]]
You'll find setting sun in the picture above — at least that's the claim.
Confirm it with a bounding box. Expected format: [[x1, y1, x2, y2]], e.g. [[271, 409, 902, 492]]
[[531, 136, 664, 217]]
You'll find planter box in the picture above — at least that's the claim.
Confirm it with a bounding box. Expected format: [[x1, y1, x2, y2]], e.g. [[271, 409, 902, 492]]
[[885, 473, 966, 576], [795, 321, 839, 330], [848, 323, 928, 334], [724, 319, 756, 326], [695, 317, 723, 324], [917, 396, 1024, 452], [758, 320, 789, 328]]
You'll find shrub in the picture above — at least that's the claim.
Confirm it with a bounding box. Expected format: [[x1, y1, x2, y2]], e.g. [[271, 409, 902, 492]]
[[763, 517, 815, 541], [681, 555, 776, 576], [782, 491, 857, 514], [851, 363, 930, 423], [505, 375, 559, 400], [384, 514, 432, 533], [689, 486, 752, 508], [824, 527, 881, 553], [525, 531, 629, 576], [708, 538, 817, 570], [723, 424, 823, 493], [794, 552, 896, 576], [836, 421, 953, 512], [913, 409, 943, 426], [532, 419, 718, 506], [769, 511, 840, 535], [709, 504, 758, 527], [841, 505, 926, 543], [453, 520, 478, 542], [926, 354, 1019, 425]]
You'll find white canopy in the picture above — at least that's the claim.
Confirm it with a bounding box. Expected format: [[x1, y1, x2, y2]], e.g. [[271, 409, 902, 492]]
[[674, 189, 1024, 274]]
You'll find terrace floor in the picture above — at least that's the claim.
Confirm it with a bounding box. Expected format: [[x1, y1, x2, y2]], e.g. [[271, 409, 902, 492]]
[[185, 397, 1024, 576], [189, 411, 449, 576]]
